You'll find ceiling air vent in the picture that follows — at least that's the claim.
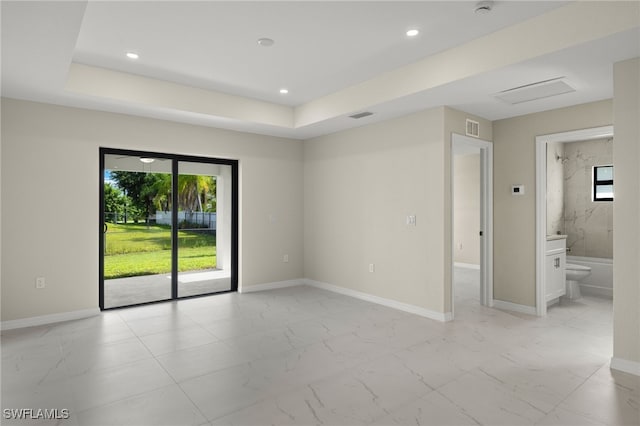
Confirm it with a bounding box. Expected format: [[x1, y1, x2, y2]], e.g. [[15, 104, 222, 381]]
[[349, 111, 373, 119], [495, 77, 575, 105], [466, 119, 480, 138]]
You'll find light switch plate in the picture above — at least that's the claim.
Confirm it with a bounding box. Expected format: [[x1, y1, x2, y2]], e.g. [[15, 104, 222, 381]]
[[35, 277, 46, 289]]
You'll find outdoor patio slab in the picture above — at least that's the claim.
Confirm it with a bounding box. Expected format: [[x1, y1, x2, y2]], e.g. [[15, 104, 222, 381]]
[[105, 269, 231, 308]]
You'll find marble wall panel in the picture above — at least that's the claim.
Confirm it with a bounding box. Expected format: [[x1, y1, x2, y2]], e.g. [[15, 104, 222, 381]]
[[563, 138, 613, 258], [546, 142, 565, 235]]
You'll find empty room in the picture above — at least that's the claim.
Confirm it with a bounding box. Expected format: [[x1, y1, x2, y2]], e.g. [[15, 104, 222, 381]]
[[1, 1, 639, 425]]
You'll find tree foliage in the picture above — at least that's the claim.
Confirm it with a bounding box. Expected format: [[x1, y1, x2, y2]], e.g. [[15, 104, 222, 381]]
[[107, 171, 217, 222], [103, 183, 128, 222], [178, 175, 216, 213], [110, 171, 148, 220]]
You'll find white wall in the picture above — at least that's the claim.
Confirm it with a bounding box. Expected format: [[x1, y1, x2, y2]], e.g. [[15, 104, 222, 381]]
[[612, 58, 640, 370], [453, 154, 480, 265], [0, 99, 304, 321], [492, 100, 613, 307]]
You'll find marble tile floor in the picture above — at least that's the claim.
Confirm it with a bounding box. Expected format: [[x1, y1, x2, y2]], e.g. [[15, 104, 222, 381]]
[[2, 274, 637, 425]]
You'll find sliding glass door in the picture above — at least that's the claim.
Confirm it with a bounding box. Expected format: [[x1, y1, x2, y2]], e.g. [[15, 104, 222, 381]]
[[177, 161, 232, 297], [100, 149, 237, 309]]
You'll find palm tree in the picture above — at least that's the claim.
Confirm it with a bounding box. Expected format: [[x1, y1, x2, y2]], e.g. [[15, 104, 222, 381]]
[[151, 174, 172, 212], [178, 175, 215, 212]]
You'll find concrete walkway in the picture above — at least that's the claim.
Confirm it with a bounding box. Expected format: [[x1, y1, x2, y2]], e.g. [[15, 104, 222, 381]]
[[104, 269, 231, 308]]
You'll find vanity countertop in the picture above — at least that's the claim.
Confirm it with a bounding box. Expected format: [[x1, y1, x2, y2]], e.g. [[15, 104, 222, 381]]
[[547, 234, 568, 241]]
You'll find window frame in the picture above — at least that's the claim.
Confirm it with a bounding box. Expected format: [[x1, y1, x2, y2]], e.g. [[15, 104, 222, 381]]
[[593, 164, 614, 202]]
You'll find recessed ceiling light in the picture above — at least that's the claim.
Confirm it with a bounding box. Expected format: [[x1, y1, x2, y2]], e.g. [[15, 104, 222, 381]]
[[257, 38, 275, 47], [126, 52, 139, 60], [139, 157, 154, 163], [406, 29, 419, 37], [279, 88, 289, 94]]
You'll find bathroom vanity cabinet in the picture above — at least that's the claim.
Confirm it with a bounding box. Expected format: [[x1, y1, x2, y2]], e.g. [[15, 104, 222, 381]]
[[546, 237, 567, 302]]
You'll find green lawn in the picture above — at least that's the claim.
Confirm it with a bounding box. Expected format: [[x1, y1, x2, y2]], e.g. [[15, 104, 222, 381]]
[[104, 223, 216, 279]]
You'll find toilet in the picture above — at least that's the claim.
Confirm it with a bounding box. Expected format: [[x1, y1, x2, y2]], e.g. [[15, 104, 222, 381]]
[[565, 263, 591, 299]]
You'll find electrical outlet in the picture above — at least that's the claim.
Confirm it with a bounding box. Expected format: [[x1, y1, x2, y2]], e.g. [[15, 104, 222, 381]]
[[283, 254, 289, 263], [369, 263, 375, 273], [406, 215, 416, 226], [35, 277, 46, 289]]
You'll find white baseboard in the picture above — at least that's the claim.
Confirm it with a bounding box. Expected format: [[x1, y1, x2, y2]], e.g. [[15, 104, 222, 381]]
[[1, 308, 100, 331], [239, 279, 303, 294], [304, 279, 452, 322], [610, 357, 640, 376], [492, 299, 537, 316], [454, 262, 481, 270]]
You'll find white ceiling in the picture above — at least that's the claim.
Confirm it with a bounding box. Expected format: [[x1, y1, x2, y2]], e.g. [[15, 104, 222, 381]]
[[73, 1, 565, 106], [2, 1, 639, 140]]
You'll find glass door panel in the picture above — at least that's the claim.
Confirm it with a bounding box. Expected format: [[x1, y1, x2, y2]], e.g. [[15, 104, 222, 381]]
[[177, 161, 232, 297], [101, 149, 236, 310], [102, 154, 173, 308]]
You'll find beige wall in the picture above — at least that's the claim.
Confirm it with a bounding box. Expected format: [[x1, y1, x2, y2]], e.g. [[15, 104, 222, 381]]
[[0, 99, 304, 321], [493, 100, 613, 307], [303, 106, 491, 315], [304, 108, 447, 313], [0, 99, 3, 321], [453, 154, 480, 265], [612, 58, 640, 366]]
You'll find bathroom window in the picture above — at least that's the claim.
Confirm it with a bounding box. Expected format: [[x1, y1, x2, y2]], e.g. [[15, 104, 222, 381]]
[[593, 165, 614, 202]]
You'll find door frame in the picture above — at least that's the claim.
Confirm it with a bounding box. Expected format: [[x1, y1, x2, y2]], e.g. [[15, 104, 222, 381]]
[[534, 125, 613, 316], [99, 147, 239, 310], [450, 133, 494, 318]]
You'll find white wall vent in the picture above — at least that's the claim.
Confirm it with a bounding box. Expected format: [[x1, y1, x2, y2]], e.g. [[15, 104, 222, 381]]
[[466, 119, 480, 138]]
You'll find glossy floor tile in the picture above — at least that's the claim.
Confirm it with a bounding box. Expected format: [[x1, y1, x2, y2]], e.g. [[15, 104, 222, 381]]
[[2, 269, 637, 425]]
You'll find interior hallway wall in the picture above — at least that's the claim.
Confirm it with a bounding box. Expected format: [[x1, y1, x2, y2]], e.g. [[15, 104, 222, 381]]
[[1, 99, 304, 322], [443, 107, 493, 312], [492, 100, 613, 307], [453, 154, 480, 265]]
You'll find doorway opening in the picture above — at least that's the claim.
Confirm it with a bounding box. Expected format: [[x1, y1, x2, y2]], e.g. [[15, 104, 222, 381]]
[[535, 125, 613, 316], [99, 148, 238, 310], [451, 133, 493, 318]]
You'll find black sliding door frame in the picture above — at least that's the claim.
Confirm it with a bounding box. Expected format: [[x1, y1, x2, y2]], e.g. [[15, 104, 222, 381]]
[[99, 147, 239, 310]]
